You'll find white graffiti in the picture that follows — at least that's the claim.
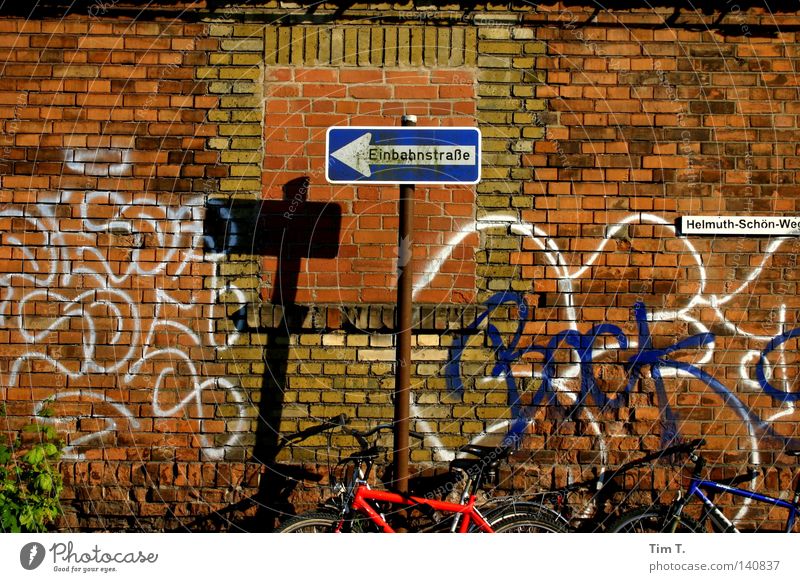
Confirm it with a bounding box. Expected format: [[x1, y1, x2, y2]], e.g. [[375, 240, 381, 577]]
[[0, 149, 247, 460], [412, 212, 798, 519]]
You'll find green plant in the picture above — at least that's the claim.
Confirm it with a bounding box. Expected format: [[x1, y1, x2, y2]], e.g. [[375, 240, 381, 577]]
[[0, 405, 65, 532]]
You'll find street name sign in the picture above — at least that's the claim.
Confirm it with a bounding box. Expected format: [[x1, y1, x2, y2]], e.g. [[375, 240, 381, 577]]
[[325, 126, 481, 185], [680, 216, 800, 236]]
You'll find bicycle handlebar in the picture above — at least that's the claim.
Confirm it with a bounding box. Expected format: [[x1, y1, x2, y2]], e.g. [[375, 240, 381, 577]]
[[627, 438, 705, 467], [342, 423, 426, 449], [586, 438, 707, 492]]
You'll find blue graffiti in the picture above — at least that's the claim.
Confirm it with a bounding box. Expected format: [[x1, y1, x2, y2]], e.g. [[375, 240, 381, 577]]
[[757, 328, 800, 403], [446, 292, 800, 448]]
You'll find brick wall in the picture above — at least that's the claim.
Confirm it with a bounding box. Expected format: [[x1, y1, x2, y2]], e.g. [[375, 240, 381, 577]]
[[261, 66, 477, 305], [1, 3, 799, 530]]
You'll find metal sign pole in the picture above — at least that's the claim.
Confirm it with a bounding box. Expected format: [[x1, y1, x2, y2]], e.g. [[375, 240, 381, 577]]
[[393, 114, 416, 494], [325, 119, 481, 498]]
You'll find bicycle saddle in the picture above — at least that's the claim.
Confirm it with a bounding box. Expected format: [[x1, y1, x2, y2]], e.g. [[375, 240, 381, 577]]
[[449, 444, 512, 473], [784, 449, 800, 457], [343, 445, 384, 462]]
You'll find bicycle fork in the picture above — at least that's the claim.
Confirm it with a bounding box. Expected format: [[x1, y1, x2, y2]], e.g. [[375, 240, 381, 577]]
[[667, 452, 738, 533], [448, 471, 488, 532]]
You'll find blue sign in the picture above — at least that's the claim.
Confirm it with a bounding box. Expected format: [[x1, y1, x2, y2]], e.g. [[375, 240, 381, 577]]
[[325, 127, 481, 185]]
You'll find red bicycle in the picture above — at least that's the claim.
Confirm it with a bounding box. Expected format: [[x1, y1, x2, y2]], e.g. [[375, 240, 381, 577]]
[[275, 416, 566, 533]]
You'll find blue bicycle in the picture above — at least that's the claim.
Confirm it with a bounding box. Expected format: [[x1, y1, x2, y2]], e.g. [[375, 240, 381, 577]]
[[608, 439, 800, 532]]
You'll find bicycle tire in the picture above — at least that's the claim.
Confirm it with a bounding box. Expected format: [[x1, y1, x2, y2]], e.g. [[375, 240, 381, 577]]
[[481, 501, 570, 531], [489, 510, 568, 533], [607, 505, 703, 533], [275, 509, 380, 533], [275, 510, 342, 533]]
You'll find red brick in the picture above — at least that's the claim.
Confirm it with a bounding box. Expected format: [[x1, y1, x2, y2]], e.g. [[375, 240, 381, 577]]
[[295, 69, 338, 83], [302, 84, 347, 98], [339, 70, 383, 83], [349, 85, 392, 99], [385, 71, 429, 84], [395, 85, 438, 99]]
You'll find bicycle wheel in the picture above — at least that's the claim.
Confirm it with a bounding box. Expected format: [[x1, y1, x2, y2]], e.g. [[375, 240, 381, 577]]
[[276, 509, 380, 533], [481, 501, 570, 531], [607, 505, 703, 533], [489, 510, 568, 533], [275, 510, 342, 533]]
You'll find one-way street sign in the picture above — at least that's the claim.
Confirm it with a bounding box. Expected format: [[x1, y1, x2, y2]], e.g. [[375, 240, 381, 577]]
[[325, 126, 481, 185]]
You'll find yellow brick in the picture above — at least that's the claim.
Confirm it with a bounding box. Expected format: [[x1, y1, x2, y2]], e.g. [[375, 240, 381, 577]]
[[209, 53, 231, 65], [358, 28, 370, 66], [462, 421, 484, 433], [305, 27, 319, 64], [220, 68, 261, 81], [397, 27, 410, 66], [291, 26, 304, 66], [424, 26, 436, 66], [221, 38, 263, 52], [410, 27, 423, 65], [309, 405, 356, 417], [229, 137, 261, 149], [207, 138, 230, 150], [344, 28, 357, 65], [265, 27, 278, 64], [323, 363, 347, 375], [220, 151, 261, 163], [331, 28, 344, 65], [233, 24, 264, 37], [220, 178, 262, 190], [277, 27, 291, 64], [220, 125, 261, 136], [318, 28, 331, 63], [208, 24, 233, 37]]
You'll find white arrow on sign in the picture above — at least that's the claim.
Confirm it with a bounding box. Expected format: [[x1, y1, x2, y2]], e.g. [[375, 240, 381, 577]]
[[330, 133, 477, 178]]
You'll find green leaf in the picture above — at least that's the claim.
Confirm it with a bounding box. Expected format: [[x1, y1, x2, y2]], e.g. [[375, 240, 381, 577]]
[[24, 447, 45, 465], [19, 511, 32, 528], [35, 474, 53, 493], [37, 406, 54, 418], [0, 420, 63, 531]]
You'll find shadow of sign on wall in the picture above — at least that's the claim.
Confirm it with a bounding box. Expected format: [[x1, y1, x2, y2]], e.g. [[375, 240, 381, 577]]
[[203, 177, 342, 466]]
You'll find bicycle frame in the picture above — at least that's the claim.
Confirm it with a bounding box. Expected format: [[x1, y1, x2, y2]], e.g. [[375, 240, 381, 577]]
[[341, 484, 493, 533], [678, 477, 800, 533]]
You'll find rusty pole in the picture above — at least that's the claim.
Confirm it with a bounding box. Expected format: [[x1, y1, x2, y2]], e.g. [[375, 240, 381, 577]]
[[393, 114, 416, 494]]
